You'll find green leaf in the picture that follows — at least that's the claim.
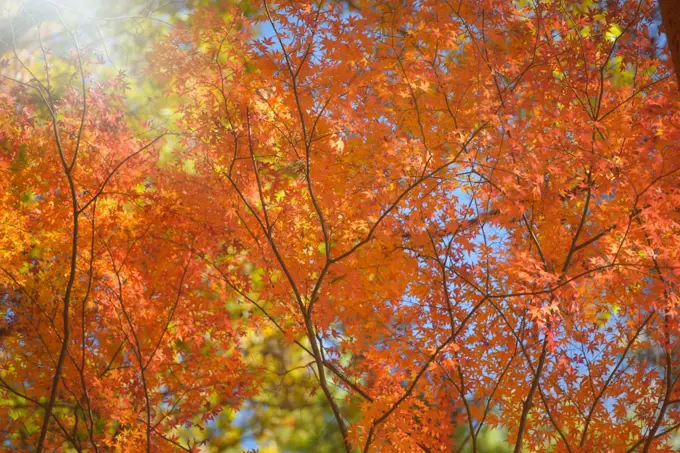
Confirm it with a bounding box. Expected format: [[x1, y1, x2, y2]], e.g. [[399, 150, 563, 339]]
[[606, 24, 623, 42], [10, 144, 28, 172], [182, 159, 196, 175], [24, 421, 39, 434], [158, 136, 179, 168], [20, 190, 37, 206]]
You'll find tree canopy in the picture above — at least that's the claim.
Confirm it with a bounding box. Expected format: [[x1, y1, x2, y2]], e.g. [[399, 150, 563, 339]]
[[1, 0, 680, 452]]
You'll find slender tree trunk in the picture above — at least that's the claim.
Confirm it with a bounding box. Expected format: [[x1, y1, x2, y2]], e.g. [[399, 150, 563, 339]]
[[659, 0, 680, 87]]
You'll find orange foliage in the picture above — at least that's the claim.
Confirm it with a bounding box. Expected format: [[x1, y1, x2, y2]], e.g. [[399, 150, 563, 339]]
[[1, 0, 680, 452]]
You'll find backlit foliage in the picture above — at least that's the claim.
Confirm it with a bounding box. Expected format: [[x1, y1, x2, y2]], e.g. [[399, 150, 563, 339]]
[[1, 0, 680, 452]]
